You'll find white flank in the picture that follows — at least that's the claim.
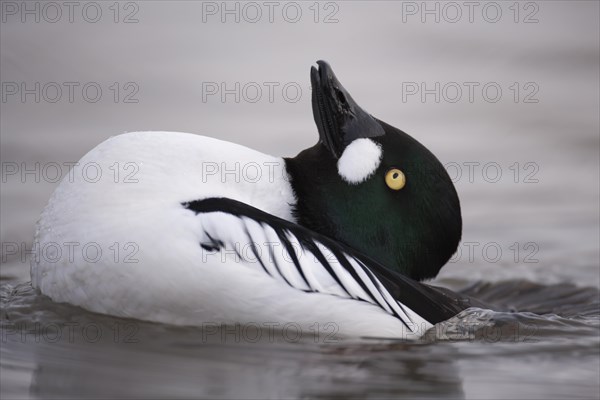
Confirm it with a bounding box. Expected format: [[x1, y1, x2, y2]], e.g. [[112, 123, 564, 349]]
[[337, 138, 382, 184]]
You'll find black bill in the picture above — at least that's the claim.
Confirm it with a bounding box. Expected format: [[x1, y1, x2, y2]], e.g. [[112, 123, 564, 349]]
[[310, 60, 385, 158]]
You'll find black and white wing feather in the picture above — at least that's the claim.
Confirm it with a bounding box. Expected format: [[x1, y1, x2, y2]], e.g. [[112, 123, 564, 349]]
[[183, 197, 468, 329]]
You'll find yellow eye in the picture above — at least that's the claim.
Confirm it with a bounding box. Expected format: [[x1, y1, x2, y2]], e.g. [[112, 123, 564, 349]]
[[385, 168, 406, 190]]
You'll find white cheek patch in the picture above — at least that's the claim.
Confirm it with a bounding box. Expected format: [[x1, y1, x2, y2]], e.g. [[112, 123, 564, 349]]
[[337, 138, 382, 185]]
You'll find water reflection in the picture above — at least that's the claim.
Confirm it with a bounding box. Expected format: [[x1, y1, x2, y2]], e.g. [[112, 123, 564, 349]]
[[23, 339, 466, 399]]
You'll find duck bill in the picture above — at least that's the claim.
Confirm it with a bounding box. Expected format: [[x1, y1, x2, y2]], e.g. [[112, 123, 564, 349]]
[[311, 60, 385, 158]]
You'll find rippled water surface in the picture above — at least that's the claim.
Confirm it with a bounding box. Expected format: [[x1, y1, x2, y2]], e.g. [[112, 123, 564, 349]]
[[2, 281, 599, 399], [1, 1, 599, 399]]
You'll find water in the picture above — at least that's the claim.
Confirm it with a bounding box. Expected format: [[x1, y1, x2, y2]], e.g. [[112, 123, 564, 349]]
[[1, 1, 599, 399], [2, 281, 599, 399]]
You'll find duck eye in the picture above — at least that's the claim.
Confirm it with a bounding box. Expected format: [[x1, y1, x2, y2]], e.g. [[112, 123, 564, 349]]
[[385, 168, 406, 190]]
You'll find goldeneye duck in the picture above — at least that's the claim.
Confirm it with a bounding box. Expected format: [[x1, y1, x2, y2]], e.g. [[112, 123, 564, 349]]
[[31, 61, 464, 339]]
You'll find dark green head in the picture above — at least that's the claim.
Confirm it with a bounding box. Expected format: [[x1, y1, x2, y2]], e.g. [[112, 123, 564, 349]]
[[285, 61, 462, 281]]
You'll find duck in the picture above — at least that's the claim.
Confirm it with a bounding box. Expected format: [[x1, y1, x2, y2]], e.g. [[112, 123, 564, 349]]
[[31, 61, 465, 339]]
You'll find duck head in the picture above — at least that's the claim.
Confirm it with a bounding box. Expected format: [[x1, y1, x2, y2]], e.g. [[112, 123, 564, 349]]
[[285, 60, 462, 281]]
